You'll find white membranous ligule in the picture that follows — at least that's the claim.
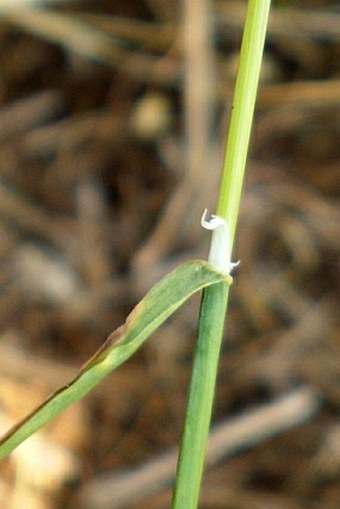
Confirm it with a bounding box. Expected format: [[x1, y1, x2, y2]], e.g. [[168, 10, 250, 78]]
[[201, 208, 239, 275]]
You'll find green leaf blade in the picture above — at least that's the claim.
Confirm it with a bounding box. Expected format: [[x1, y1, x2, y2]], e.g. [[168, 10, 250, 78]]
[[0, 259, 230, 460]]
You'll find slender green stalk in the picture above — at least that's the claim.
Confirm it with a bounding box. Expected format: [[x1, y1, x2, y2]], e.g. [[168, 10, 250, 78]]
[[172, 2, 271, 508], [217, 0, 272, 235]]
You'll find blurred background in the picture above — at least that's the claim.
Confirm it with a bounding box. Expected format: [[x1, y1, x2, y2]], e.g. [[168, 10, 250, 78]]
[[0, 1, 339, 508]]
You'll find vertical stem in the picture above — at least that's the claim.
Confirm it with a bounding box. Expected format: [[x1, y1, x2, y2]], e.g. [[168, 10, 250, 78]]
[[217, 0, 272, 240], [172, 2, 271, 508], [172, 282, 229, 509]]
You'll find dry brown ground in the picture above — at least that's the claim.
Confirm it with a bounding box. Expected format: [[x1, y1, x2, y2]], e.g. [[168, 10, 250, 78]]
[[0, 1, 339, 508]]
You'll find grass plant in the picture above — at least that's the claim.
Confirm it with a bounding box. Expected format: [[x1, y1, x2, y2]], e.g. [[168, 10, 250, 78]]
[[0, 1, 271, 508], [173, 1, 271, 506]]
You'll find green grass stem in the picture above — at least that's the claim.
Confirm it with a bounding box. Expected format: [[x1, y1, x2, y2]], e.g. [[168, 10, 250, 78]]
[[172, 2, 271, 508]]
